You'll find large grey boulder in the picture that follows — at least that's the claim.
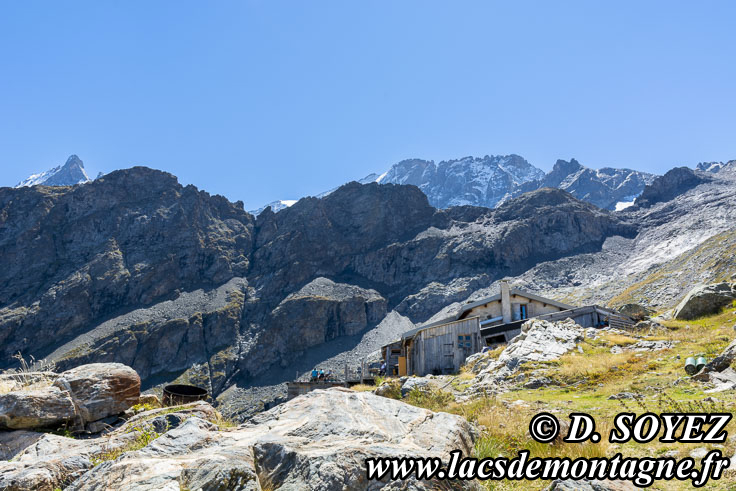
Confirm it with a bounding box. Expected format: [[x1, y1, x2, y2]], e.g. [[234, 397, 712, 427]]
[[66, 388, 474, 490], [0, 363, 140, 430], [0, 386, 77, 430], [52, 363, 140, 424], [401, 377, 431, 397], [673, 282, 736, 320]]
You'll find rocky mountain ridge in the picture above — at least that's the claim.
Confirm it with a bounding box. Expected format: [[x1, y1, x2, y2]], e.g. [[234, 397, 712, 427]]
[[0, 167, 638, 414], [252, 154, 657, 214], [2, 157, 735, 419]]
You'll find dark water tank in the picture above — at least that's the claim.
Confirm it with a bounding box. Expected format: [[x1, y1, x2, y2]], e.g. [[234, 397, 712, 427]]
[[162, 384, 208, 406]]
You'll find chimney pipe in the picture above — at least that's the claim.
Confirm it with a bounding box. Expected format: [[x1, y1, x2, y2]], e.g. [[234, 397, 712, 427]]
[[501, 280, 512, 323]]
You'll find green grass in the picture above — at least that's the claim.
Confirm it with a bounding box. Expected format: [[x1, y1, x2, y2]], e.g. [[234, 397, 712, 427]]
[[90, 425, 161, 466], [393, 304, 736, 490]]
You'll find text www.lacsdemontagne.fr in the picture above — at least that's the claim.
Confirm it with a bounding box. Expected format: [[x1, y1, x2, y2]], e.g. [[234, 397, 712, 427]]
[[365, 450, 730, 487]]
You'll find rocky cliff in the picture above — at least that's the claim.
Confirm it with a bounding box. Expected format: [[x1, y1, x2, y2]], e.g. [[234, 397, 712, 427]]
[[517, 158, 656, 210], [379, 154, 544, 208], [0, 167, 638, 412]]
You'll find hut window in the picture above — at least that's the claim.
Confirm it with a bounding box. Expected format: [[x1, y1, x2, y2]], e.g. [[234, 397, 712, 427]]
[[520, 304, 528, 320]]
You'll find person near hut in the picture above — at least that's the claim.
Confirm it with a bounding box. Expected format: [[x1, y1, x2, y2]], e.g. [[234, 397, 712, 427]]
[[311, 368, 318, 381]]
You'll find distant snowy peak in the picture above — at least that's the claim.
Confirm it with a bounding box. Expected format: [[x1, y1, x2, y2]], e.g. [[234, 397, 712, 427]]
[[696, 160, 736, 173], [16, 155, 91, 188], [250, 199, 298, 216], [380, 154, 545, 208], [250, 154, 661, 215], [518, 158, 657, 210]]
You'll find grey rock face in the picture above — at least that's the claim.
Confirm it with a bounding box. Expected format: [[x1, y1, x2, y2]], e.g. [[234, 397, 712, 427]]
[[0, 385, 77, 430], [634, 167, 710, 208], [64, 388, 474, 490], [0, 167, 254, 365], [380, 154, 545, 209], [673, 282, 736, 320], [518, 159, 656, 210], [0, 166, 638, 407], [249, 278, 387, 372]]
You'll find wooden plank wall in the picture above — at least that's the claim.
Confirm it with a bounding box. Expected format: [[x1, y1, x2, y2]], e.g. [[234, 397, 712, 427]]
[[409, 317, 481, 376]]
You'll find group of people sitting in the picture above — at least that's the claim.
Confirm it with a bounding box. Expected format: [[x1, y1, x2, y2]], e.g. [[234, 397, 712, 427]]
[[310, 368, 334, 381]]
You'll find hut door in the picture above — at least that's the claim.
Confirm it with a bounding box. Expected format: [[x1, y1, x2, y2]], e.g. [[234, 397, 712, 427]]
[[443, 342, 454, 372]]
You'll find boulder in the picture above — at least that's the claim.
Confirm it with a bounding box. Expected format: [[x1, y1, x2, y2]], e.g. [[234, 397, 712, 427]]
[[0, 363, 140, 430], [623, 340, 675, 352], [52, 363, 141, 423], [0, 386, 77, 430], [0, 430, 46, 460], [608, 392, 636, 400], [673, 282, 736, 320], [374, 381, 399, 398], [401, 377, 431, 397], [701, 338, 736, 373], [523, 377, 553, 389], [617, 303, 653, 321], [66, 388, 474, 490]]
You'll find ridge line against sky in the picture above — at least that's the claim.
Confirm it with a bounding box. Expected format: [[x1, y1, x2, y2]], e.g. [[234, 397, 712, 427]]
[[1, 1, 735, 208]]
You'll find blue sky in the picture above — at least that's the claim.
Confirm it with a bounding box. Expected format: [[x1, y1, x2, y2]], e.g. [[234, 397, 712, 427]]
[[2, 1, 735, 209]]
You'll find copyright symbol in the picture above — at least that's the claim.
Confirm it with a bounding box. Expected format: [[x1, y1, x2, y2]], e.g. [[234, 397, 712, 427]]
[[529, 413, 560, 443]]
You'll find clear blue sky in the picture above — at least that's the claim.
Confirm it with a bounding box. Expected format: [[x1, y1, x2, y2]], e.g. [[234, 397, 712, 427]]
[[2, 1, 735, 209]]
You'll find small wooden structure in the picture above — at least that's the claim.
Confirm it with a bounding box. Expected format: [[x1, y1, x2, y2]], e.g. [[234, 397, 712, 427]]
[[381, 282, 634, 377], [383, 317, 481, 377]]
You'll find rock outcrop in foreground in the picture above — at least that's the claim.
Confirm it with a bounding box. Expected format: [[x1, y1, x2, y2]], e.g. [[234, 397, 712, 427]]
[[74, 388, 473, 490], [463, 318, 584, 395], [1, 378, 475, 490]]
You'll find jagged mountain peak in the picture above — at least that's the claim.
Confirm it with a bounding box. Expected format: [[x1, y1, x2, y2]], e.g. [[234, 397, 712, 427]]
[[380, 154, 545, 209], [696, 160, 736, 173], [250, 152, 660, 215], [15, 154, 91, 188]]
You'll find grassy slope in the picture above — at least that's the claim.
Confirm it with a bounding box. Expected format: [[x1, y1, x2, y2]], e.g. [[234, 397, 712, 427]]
[[387, 303, 736, 490]]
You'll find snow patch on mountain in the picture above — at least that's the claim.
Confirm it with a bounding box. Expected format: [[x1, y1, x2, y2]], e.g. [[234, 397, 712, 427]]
[[380, 154, 545, 209], [250, 199, 298, 216], [250, 154, 664, 214], [16, 155, 91, 188]]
